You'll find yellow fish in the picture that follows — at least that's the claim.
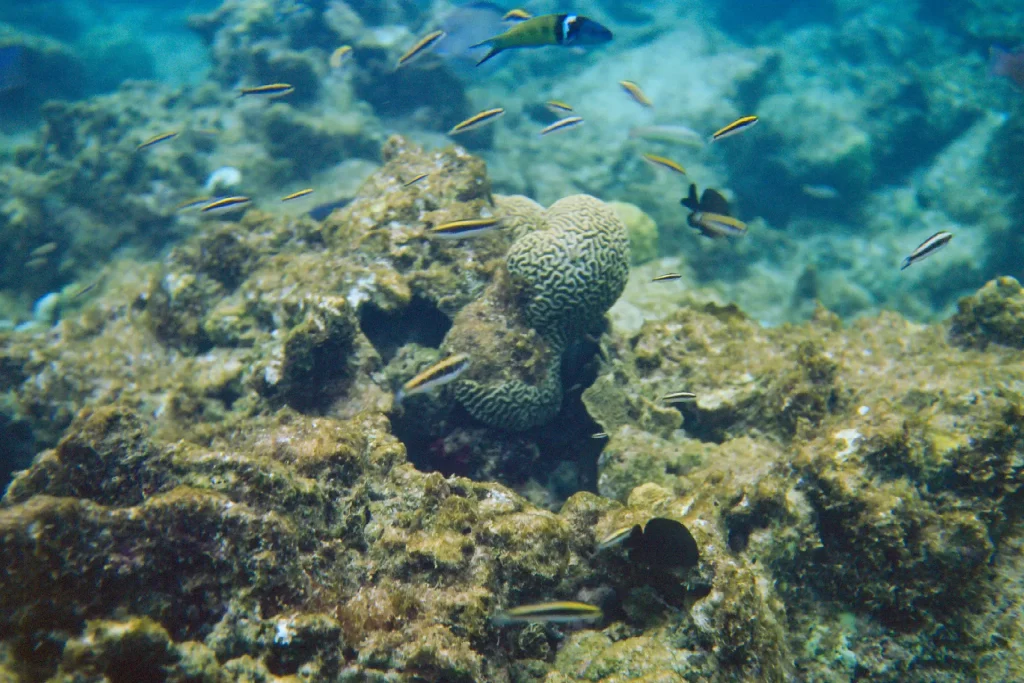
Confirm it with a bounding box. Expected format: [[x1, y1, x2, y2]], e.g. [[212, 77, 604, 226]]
[[281, 189, 314, 202], [329, 45, 353, 69], [239, 84, 295, 98], [397, 30, 447, 68], [709, 115, 758, 142], [137, 131, 178, 151], [619, 80, 653, 107], [642, 153, 686, 176], [448, 108, 505, 135]]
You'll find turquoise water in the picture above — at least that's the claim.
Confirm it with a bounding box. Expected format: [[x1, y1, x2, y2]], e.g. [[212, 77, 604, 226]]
[[0, 0, 1020, 329]]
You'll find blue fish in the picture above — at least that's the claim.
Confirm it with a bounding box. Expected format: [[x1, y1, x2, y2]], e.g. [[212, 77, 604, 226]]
[[435, 1, 510, 71], [0, 46, 26, 93]]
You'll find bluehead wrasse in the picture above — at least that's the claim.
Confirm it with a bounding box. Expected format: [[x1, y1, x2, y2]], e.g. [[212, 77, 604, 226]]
[[397, 30, 447, 68], [396, 354, 470, 403], [492, 601, 602, 626], [662, 391, 697, 404], [175, 196, 214, 212], [619, 80, 653, 107], [30, 242, 57, 258], [545, 100, 574, 114], [281, 188, 314, 202], [709, 115, 759, 142], [652, 273, 681, 282], [137, 131, 178, 151], [200, 196, 252, 214], [591, 432, 609, 439], [238, 83, 295, 98], [597, 524, 641, 550], [688, 212, 747, 239], [329, 45, 353, 69], [471, 14, 612, 66], [642, 153, 686, 177], [802, 184, 840, 199], [540, 116, 584, 136], [448, 108, 505, 135], [503, 8, 533, 22], [901, 231, 952, 271], [629, 124, 704, 148], [404, 173, 429, 187], [427, 217, 501, 239]]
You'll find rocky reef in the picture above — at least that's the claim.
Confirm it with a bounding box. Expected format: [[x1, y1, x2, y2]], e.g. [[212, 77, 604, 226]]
[[2, 135, 1024, 681]]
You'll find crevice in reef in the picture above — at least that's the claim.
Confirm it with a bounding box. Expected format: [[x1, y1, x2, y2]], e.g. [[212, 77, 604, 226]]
[[358, 296, 452, 363]]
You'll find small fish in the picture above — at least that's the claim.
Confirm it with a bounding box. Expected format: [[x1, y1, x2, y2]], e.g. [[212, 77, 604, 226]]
[[546, 100, 574, 114], [540, 116, 584, 136], [597, 524, 641, 550], [619, 80, 653, 108], [427, 217, 501, 239], [72, 279, 100, 300], [26, 257, 49, 270], [471, 14, 613, 66], [396, 354, 470, 403], [690, 212, 747, 239], [136, 131, 178, 151], [591, 432, 609, 439], [281, 188, 314, 202], [493, 601, 603, 626], [629, 124, 704, 148], [662, 391, 697, 404], [239, 83, 295, 98], [448, 107, 506, 135], [642, 153, 686, 177], [30, 242, 58, 258], [709, 115, 759, 143], [990, 45, 1024, 89], [398, 30, 448, 68], [175, 196, 214, 212], [502, 9, 533, 22], [900, 231, 953, 271], [329, 45, 353, 69], [652, 273, 681, 282], [801, 184, 840, 200], [200, 196, 252, 214], [404, 173, 429, 187]]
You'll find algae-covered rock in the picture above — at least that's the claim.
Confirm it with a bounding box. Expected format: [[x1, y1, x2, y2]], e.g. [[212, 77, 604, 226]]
[[949, 276, 1024, 349], [609, 201, 660, 266]]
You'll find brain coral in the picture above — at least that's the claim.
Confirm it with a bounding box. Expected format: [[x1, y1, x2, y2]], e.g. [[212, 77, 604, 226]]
[[443, 194, 630, 430], [505, 195, 631, 346]]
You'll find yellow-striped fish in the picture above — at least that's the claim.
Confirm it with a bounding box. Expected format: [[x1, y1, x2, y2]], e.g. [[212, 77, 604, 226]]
[[239, 83, 295, 98], [662, 391, 697, 404], [281, 188, 314, 202], [502, 9, 533, 22], [396, 354, 470, 403], [619, 80, 653, 107], [709, 115, 758, 142], [642, 153, 686, 177], [404, 173, 429, 187], [200, 196, 252, 214], [597, 525, 641, 550], [690, 212, 747, 239], [137, 131, 178, 151], [470, 14, 613, 66], [652, 273, 681, 282], [397, 30, 447, 68], [329, 45, 353, 69], [448, 108, 505, 135], [175, 196, 214, 212], [493, 601, 603, 626], [540, 116, 584, 136], [545, 100, 574, 114], [427, 217, 501, 239]]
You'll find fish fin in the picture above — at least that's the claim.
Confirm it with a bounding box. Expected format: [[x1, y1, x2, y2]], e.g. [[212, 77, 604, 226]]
[[681, 184, 700, 212], [700, 188, 732, 216], [900, 257, 912, 271], [475, 46, 503, 66]]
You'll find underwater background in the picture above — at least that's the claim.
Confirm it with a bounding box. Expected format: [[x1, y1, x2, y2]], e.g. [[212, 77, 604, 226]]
[[1, 0, 1023, 680]]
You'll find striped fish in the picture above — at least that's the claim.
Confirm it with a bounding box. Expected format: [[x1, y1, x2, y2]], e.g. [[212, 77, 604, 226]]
[[427, 217, 501, 239], [619, 80, 653, 107], [396, 354, 470, 403], [540, 116, 584, 136], [643, 153, 686, 177], [137, 131, 178, 151], [546, 100, 574, 114], [404, 173, 429, 187], [448, 108, 505, 135], [200, 196, 252, 214], [281, 188, 314, 202], [329, 45, 353, 69], [901, 231, 953, 270], [662, 391, 697, 404], [652, 273, 682, 282], [597, 524, 641, 550], [493, 601, 602, 626], [709, 115, 758, 142], [689, 212, 747, 239], [397, 30, 447, 68], [239, 83, 294, 98]]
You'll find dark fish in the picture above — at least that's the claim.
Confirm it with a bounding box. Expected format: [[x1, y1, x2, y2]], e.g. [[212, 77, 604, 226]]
[[681, 183, 745, 238], [901, 231, 953, 270], [0, 46, 26, 92], [471, 14, 613, 66], [308, 198, 352, 221], [627, 517, 700, 569], [990, 46, 1024, 89]]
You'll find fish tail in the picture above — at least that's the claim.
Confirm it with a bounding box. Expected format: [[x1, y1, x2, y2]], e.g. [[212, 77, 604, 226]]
[[475, 46, 503, 66], [900, 257, 912, 271]]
